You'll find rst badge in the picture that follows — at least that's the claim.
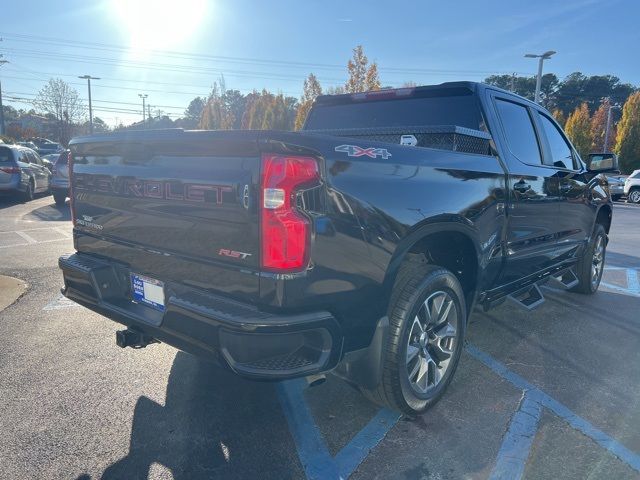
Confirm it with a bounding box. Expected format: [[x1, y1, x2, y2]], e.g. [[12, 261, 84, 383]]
[[335, 144, 392, 160], [218, 248, 252, 260]]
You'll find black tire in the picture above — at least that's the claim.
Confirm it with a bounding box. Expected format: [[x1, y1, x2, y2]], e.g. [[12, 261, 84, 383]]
[[570, 223, 607, 294], [53, 191, 67, 206], [611, 195, 621, 202], [628, 188, 640, 204], [362, 259, 466, 415], [21, 180, 34, 202]]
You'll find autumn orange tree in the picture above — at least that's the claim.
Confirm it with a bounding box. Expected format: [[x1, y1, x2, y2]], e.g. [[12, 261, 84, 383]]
[[345, 46, 380, 93], [551, 109, 566, 127], [294, 73, 322, 130], [564, 103, 592, 159]]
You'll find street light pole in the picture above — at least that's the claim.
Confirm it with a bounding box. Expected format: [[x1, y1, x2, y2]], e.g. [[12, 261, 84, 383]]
[[603, 102, 621, 153], [78, 75, 100, 134], [138, 94, 148, 127], [524, 50, 556, 104], [0, 60, 7, 136]]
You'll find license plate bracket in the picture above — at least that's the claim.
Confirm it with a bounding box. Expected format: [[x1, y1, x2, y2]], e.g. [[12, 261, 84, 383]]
[[130, 273, 166, 312]]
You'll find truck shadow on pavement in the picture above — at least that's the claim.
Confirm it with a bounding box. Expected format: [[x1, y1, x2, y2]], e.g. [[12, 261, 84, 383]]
[[98, 352, 301, 480], [24, 202, 71, 222]]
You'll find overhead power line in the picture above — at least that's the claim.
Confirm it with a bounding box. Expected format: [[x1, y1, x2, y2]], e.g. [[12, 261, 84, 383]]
[[0, 31, 534, 77]]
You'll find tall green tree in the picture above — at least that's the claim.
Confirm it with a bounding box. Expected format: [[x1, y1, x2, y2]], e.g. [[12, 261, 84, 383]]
[[615, 91, 640, 173], [184, 97, 206, 128], [295, 73, 322, 130], [345, 46, 380, 93], [565, 103, 593, 159]]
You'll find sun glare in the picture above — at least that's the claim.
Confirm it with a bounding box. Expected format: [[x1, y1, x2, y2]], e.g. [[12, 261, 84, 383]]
[[111, 0, 207, 54]]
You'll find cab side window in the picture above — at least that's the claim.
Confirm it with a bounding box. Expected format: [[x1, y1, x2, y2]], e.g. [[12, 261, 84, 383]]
[[494, 98, 542, 165], [537, 113, 578, 170]]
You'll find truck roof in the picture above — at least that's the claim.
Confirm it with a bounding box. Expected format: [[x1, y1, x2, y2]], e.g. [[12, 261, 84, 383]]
[[314, 81, 535, 108]]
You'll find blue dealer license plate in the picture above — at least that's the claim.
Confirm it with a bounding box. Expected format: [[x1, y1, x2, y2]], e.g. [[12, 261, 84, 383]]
[[131, 273, 166, 312]]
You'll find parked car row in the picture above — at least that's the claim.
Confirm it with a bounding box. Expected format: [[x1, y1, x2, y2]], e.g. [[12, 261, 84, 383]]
[[0, 143, 69, 204], [17, 138, 65, 156]]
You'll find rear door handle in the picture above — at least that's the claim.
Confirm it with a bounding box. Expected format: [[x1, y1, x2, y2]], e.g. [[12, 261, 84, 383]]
[[514, 182, 531, 193], [560, 183, 572, 193]]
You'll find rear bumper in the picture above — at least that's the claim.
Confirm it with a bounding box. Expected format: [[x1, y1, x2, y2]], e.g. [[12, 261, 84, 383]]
[[50, 178, 69, 190], [0, 176, 22, 192], [59, 253, 343, 380]]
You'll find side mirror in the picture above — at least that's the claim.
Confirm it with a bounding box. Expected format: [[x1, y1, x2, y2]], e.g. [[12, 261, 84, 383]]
[[587, 153, 619, 173]]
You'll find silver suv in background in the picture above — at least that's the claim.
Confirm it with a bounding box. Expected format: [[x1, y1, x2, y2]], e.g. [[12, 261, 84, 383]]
[[606, 174, 626, 201], [624, 169, 640, 203], [0, 144, 51, 201], [51, 151, 70, 206]]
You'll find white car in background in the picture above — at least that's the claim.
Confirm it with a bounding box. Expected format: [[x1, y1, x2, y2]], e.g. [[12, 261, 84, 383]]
[[624, 169, 640, 203]]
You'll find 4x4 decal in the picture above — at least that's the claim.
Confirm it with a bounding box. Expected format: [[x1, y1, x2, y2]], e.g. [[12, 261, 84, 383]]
[[335, 144, 392, 159]]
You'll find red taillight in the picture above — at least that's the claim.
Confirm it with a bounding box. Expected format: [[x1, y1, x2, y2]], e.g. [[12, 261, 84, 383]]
[[260, 154, 319, 271], [68, 152, 76, 226], [0, 166, 20, 174]]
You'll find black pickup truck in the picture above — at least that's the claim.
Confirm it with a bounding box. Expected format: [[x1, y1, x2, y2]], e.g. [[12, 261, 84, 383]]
[[59, 82, 617, 415]]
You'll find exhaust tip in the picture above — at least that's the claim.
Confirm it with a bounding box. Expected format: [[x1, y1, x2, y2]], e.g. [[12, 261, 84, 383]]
[[305, 374, 326, 388]]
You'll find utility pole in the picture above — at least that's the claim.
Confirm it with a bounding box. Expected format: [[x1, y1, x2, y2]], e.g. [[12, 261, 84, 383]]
[[78, 75, 100, 134], [0, 58, 7, 136], [138, 93, 148, 127], [524, 50, 556, 104], [147, 104, 152, 124], [0, 38, 6, 136], [510, 73, 516, 92], [603, 101, 621, 153]]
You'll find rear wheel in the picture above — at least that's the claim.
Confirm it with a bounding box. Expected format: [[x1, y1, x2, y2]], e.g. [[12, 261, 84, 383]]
[[628, 188, 640, 204], [362, 260, 466, 415], [570, 223, 607, 294], [53, 191, 66, 206], [21, 180, 34, 202]]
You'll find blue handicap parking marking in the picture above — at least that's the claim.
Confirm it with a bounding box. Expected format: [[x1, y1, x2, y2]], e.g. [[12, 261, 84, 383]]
[[279, 342, 640, 479], [467, 344, 640, 475], [277, 379, 399, 480], [489, 393, 542, 480], [601, 267, 640, 297]]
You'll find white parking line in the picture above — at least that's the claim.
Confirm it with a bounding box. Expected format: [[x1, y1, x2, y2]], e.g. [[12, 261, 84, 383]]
[[0, 227, 72, 249], [14, 230, 38, 244], [53, 227, 73, 238]]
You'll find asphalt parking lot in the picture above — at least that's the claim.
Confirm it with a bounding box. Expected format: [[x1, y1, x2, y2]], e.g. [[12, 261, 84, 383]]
[[1, 195, 639, 480]]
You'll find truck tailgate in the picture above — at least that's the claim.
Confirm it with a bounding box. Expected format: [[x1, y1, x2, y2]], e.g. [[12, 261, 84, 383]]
[[69, 130, 262, 303]]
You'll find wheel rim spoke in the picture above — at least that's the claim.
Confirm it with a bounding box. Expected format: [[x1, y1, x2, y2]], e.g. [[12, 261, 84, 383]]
[[406, 290, 459, 394], [407, 344, 420, 363], [591, 235, 604, 287]]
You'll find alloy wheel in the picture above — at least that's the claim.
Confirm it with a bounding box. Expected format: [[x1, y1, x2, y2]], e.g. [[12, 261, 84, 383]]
[[406, 291, 458, 394], [591, 234, 605, 288]]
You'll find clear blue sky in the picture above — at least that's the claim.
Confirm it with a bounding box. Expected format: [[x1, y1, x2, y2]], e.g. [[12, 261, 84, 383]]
[[1, 0, 638, 126]]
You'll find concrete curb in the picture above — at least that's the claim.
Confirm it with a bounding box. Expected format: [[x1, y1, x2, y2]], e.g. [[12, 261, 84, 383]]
[[0, 275, 28, 313]]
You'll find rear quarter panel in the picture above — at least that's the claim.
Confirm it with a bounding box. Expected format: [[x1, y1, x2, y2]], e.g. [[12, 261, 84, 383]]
[[259, 132, 507, 349]]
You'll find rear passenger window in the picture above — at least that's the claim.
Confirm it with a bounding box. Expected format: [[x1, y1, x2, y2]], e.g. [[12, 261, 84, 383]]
[[495, 99, 542, 165], [18, 151, 30, 163], [27, 151, 41, 165], [537, 113, 577, 170], [0, 147, 13, 164]]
